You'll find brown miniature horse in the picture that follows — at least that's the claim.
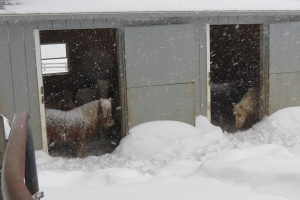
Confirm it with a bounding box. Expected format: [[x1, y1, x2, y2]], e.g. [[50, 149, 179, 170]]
[[233, 88, 258, 128], [46, 98, 114, 158]]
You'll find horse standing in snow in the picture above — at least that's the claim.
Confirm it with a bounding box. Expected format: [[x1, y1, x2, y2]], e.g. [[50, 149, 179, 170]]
[[45, 98, 114, 158], [233, 88, 259, 128]]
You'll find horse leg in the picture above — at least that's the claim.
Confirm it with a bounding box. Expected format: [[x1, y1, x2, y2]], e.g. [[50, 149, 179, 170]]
[[76, 141, 86, 158]]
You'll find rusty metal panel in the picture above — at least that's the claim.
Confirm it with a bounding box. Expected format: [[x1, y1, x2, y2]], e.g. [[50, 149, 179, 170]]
[[127, 83, 195, 129], [124, 24, 196, 88], [269, 72, 300, 114]]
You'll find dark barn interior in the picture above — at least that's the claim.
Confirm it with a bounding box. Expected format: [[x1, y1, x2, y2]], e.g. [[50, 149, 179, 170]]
[[210, 24, 261, 132], [40, 29, 121, 157]]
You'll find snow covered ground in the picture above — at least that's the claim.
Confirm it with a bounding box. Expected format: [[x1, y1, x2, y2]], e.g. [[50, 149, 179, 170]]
[[36, 106, 300, 200]]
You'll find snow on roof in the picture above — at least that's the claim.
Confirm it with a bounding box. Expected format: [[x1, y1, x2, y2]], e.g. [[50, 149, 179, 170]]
[[1, 0, 300, 15]]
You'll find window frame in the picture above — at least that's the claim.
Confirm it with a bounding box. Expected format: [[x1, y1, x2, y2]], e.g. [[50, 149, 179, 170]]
[[40, 43, 69, 76]]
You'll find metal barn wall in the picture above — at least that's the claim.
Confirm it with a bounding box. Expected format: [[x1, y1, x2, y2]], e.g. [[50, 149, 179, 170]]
[[0, 22, 14, 120], [0, 21, 42, 149], [1, 12, 300, 150], [124, 24, 198, 128], [269, 22, 300, 114]]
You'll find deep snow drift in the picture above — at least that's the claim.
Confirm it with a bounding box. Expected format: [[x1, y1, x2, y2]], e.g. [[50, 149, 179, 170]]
[[36, 106, 300, 200]]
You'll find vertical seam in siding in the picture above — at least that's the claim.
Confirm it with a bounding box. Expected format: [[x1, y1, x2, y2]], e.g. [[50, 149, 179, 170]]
[[65, 19, 67, 29], [51, 19, 54, 29], [79, 19, 82, 29], [7, 22, 16, 113], [92, 18, 96, 29], [23, 22, 31, 112]]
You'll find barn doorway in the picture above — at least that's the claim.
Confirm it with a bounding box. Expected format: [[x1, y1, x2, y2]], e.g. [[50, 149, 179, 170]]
[[39, 29, 122, 157], [209, 24, 262, 132]]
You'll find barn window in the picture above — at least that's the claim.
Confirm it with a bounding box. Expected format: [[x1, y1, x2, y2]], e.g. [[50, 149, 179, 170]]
[[40, 43, 68, 75]]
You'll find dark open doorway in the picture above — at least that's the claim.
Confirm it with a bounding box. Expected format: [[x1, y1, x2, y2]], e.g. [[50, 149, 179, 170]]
[[40, 29, 122, 157], [210, 24, 261, 132]]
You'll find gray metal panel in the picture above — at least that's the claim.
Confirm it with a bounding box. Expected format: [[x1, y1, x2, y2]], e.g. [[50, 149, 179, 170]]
[[2, 11, 300, 24], [0, 23, 15, 119], [80, 19, 94, 29], [198, 22, 208, 116], [237, 15, 257, 24], [190, 19, 201, 117], [53, 20, 67, 29], [124, 24, 196, 88], [24, 22, 43, 149], [270, 22, 300, 74], [108, 19, 122, 27], [8, 23, 30, 113], [38, 21, 53, 30], [228, 13, 240, 24], [269, 72, 300, 114], [207, 16, 219, 25], [127, 83, 195, 129], [218, 13, 230, 24], [66, 19, 81, 29], [93, 18, 108, 28]]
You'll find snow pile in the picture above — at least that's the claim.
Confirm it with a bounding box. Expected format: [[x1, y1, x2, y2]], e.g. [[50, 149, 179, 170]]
[[2, 0, 300, 14], [37, 106, 300, 200], [199, 144, 300, 199], [114, 119, 227, 160], [198, 106, 300, 199], [229, 106, 300, 146]]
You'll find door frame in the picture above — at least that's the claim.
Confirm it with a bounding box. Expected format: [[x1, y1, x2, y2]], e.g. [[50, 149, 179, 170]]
[[35, 28, 127, 152], [33, 29, 48, 153], [260, 24, 270, 119], [206, 23, 268, 123], [206, 24, 211, 122]]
